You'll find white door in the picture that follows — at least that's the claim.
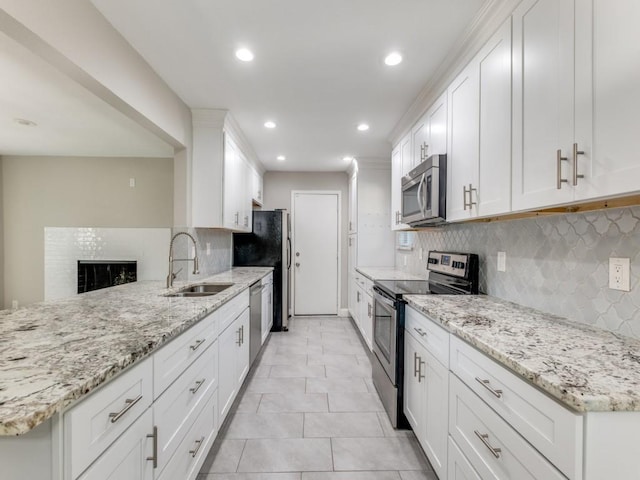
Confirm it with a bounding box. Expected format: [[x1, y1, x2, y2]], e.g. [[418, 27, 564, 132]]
[[292, 192, 339, 315]]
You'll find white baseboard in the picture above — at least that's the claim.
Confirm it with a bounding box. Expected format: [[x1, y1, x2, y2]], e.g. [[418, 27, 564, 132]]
[[338, 308, 350, 317]]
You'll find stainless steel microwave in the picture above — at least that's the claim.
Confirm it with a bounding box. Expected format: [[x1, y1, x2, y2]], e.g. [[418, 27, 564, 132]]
[[401, 154, 447, 226]]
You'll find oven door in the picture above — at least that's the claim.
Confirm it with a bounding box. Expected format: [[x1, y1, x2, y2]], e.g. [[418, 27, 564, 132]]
[[372, 287, 398, 385]]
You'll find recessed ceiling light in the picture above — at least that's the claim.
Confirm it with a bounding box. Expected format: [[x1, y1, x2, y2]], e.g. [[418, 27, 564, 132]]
[[14, 117, 37, 127], [384, 52, 403, 66], [277, 155, 286, 161], [264, 121, 276, 129], [357, 123, 370, 132], [343, 156, 355, 162], [235, 48, 254, 62]]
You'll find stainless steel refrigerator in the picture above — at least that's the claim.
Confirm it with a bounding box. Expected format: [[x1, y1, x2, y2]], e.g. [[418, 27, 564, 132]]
[[233, 210, 290, 331]]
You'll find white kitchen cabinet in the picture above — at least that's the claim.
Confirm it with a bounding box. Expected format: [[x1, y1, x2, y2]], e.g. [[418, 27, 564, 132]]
[[353, 275, 373, 350], [449, 375, 566, 480], [572, 0, 640, 201], [76, 409, 154, 480], [191, 109, 253, 231], [403, 307, 449, 480], [348, 164, 395, 268], [218, 307, 250, 423], [390, 133, 411, 230], [511, 0, 580, 210], [251, 165, 264, 206], [261, 273, 273, 344], [348, 169, 358, 234], [410, 92, 447, 173], [448, 19, 512, 221], [65, 357, 153, 479]]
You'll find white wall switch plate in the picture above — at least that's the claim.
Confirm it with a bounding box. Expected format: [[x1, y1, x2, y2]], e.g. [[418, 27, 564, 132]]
[[609, 257, 630, 291], [11, 300, 18, 310], [206, 242, 211, 255], [418, 248, 423, 260], [129, 177, 136, 188], [404, 256, 407, 266], [497, 251, 506, 272]]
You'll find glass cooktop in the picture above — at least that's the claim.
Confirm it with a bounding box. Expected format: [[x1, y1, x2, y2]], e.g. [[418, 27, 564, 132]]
[[374, 280, 431, 298]]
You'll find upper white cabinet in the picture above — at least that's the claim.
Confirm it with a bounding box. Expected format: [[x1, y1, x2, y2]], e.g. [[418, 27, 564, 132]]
[[251, 166, 264, 206], [573, 0, 640, 201], [191, 109, 254, 231], [514, 0, 640, 210], [511, 0, 577, 211], [447, 19, 512, 221], [390, 133, 411, 230], [410, 92, 448, 174]]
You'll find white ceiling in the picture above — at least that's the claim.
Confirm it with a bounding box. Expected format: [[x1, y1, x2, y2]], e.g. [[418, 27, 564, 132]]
[[91, 0, 486, 171], [0, 30, 173, 158]]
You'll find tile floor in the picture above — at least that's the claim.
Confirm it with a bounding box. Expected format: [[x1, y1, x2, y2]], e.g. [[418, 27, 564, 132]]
[[197, 316, 437, 480]]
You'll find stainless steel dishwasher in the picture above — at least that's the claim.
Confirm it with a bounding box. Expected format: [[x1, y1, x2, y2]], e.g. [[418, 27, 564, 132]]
[[249, 281, 262, 366]]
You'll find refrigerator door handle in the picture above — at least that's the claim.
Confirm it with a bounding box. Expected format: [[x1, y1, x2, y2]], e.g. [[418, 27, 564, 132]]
[[286, 237, 292, 269]]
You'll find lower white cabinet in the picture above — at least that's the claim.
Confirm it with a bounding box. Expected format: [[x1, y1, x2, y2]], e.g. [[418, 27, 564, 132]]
[[403, 308, 449, 480], [449, 375, 565, 480], [77, 409, 154, 480], [65, 356, 153, 479], [448, 436, 482, 480], [218, 307, 250, 423], [352, 274, 373, 350], [157, 392, 218, 480]]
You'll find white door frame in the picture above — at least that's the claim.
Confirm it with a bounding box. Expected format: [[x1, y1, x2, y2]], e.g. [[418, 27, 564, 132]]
[[290, 190, 342, 316]]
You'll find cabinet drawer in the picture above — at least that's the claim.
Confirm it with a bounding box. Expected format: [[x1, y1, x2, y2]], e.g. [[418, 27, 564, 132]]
[[77, 408, 154, 480], [218, 289, 250, 333], [154, 310, 218, 398], [65, 356, 152, 480], [448, 436, 482, 480], [450, 336, 582, 479], [154, 339, 218, 475], [157, 390, 218, 480], [406, 305, 449, 367], [449, 375, 566, 480]]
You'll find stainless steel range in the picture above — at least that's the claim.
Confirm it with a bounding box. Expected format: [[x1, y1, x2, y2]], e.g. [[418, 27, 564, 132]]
[[371, 251, 479, 428]]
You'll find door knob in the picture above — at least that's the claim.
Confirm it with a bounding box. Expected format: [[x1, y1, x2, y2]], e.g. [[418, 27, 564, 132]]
[[295, 262, 300, 267], [296, 252, 300, 257]]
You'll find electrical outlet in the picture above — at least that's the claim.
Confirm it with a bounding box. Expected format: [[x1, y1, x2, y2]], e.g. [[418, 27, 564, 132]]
[[403, 256, 407, 266], [11, 300, 18, 310], [129, 177, 136, 188], [609, 258, 630, 291], [206, 242, 211, 255], [419, 248, 423, 260], [497, 252, 506, 272]]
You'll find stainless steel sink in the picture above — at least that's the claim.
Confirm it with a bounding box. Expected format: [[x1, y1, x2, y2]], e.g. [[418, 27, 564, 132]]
[[165, 282, 234, 297]]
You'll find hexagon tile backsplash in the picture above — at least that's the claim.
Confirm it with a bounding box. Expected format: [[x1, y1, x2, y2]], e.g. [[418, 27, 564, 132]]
[[396, 206, 640, 340]]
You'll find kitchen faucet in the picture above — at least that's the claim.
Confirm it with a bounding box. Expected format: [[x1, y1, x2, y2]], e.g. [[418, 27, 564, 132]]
[[167, 232, 200, 288]]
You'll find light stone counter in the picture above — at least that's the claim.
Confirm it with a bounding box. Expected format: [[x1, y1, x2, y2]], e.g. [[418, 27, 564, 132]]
[[356, 266, 423, 281], [404, 294, 640, 413], [0, 267, 272, 436]]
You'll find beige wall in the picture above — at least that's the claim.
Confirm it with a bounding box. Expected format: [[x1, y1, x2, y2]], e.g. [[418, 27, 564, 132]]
[[263, 171, 349, 311], [2, 155, 173, 308]]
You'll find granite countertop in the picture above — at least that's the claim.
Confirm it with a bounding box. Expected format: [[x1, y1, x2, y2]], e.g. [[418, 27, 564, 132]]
[[0, 267, 272, 436], [405, 294, 640, 413], [356, 266, 423, 281]]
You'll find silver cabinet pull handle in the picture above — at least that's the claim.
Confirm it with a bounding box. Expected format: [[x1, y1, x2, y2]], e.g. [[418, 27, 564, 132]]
[[475, 377, 503, 398], [189, 379, 206, 394], [241, 325, 244, 345], [413, 327, 427, 337], [557, 149, 568, 189], [109, 394, 143, 423], [414, 351, 419, 378], [237, 327, 242, 346], [418, 358, 425, 382], [474, 430, 502, 458], [189, 436, 206, 458], [190, 339, 206, 351], [573, 143, 585, 186], [147, 426, 158, 468], [463, 185, 468, 210], [234, 212, 239, 225]]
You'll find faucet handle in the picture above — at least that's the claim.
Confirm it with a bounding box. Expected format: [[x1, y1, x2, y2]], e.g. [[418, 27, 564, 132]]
[[172, 267, 183, 280], [193, 256, 200, 275]]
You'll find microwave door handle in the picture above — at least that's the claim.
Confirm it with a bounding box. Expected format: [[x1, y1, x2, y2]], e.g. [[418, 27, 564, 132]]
[[416, 173, 426, 215]]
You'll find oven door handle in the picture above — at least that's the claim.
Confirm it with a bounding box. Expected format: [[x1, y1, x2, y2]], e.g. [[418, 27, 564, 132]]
[[373, 287, 396, 309]]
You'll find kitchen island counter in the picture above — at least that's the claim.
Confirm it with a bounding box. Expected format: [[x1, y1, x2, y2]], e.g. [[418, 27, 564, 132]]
[[405, 294, 640, 412], [0, 267, 272, 436]]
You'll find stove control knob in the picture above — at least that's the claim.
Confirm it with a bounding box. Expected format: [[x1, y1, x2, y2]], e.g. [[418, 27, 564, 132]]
[[428, 258, 438, 264]]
